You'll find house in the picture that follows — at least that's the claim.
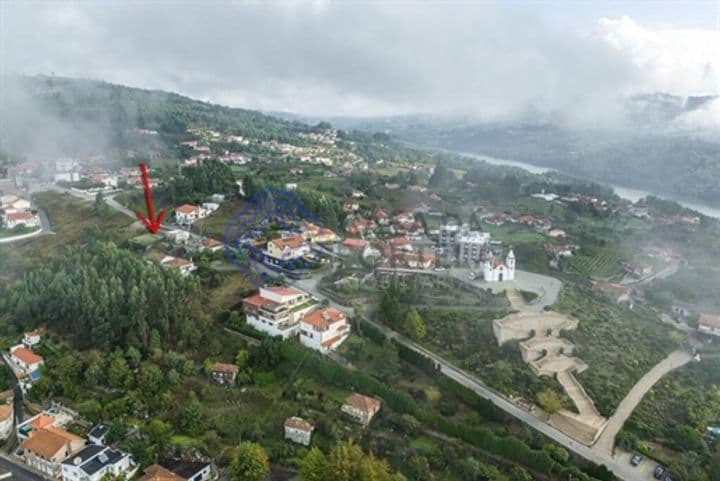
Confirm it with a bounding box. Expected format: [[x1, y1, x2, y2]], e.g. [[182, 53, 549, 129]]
[[4, 211, 40, 229], [10, 345, 44, 377], [209, 363, 239, 386], [61, 444, 137, 481], [23, 329, 41, 348], [299, 307, 350, 353], [5, 198, 31, 212], [300, 223, 338, 243], [175, 204, 203, 226], [137, 461, 213, 481], [341, 238, 367, 254], [242, 286, 316, 339], [545, 243, 575, 258], [284, 417, 314, 446], [211, 194, 226, 203], [388, 237, 413, 252], [351, 189, 365, 199], [482, 250, 516, 282], [201, 202, 220, 213], [267, 235, 311, 261], [387, 250, 436, 270], [343, 202, 360, 213], [548, 229, 566, 238], [87, 423, 110, 445], [346, 217, 376, 237], [698, 313, 720, 338], [371, 208, 390, 225], [165, 229, 191, 245], [160, 256, 197, 276], [197, 237, 224, 253], [624, 262, 653, 279], [285, 183, 298, 191], [22, 427, 85, 476], [0, 405, 13, 439], [341, 393, 381, 426]]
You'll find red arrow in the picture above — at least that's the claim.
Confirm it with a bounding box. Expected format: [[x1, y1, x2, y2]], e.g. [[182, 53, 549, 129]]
[[135, 162, 165, 234]]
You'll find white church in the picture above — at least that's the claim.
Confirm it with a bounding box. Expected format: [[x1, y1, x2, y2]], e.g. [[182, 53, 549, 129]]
[[482, 249, 515, 282]]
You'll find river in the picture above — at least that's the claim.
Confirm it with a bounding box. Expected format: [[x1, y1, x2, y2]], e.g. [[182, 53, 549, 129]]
[[458, 151, 720, 220]]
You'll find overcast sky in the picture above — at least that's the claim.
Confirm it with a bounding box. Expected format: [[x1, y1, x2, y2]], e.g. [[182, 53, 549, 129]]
[[1, 0, 718, 120]]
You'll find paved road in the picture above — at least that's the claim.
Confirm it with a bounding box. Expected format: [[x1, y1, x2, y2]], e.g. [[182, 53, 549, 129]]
[[594, 349, 693, 456], [0, 455, 46, 481]]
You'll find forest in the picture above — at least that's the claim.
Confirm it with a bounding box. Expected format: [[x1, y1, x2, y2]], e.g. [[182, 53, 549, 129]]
[[0, 241, 209, 353]]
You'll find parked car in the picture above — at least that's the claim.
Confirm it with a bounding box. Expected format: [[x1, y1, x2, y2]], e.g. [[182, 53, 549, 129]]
[[468, 272, 476, 279], [653, 466, 665, 479], [630, 454, 643, 466], [433, 267, 446, 272]]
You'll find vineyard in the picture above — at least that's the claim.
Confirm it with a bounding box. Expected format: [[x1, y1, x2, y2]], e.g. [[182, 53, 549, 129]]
[[564, 249, 624, 280]]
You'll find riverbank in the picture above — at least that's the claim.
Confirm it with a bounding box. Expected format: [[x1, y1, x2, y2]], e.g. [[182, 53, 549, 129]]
[[452, 149, 720, 220]]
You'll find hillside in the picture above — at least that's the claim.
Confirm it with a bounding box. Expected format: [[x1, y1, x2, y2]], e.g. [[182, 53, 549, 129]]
[[0, 75, 317, 160]]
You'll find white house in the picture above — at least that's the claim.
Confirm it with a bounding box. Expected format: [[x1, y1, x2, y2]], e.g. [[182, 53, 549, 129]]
[[9, 345, 44, 376], [284, 417, 314, 446], [299, 307, 350, 353], [201, 202, 220, 213], [482, 250, 515, 282], [242, 286, 316, 339], [165, 229, 191, 244], [699, 313, 720, 338], [5, 198, 31, 212], [86, 423, 110, 445], [160, 256, 197, 276], [61, 445, 137, 481], [23, 329, 41, 348], [175, 204, 204, 226], [341, 393, 381, 426], [266, 235, 311, 261]]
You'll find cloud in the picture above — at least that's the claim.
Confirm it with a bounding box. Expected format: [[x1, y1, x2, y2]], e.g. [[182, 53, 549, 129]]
[[0, 1, 716, 126], [595, 15, 720, 96]]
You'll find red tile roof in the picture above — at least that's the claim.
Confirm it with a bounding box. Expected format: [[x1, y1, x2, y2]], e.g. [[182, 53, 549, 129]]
[[342, 238, 367, 250], [176, 204, 199, 215], [284, 416, 314, 432], [302, 307, 346, 330], [212, 362, 239, 374], [344, 393, 381, 414], [5, 212, 35, 222], [270, 235, 306, 249], [699, 313, 720, 329], [11, 347, 43, 365]]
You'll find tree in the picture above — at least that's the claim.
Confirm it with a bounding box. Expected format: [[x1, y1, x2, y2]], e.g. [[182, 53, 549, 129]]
[[403, 308, 426, 340], [300, 447, 327, 481], [180, 392, 204, 436], [93, 192, 108, 216], [536, 389, 563, 414], [408, 456, 432, 481], [251, 338, 282, 370], [235, 349, 249, 370], [107, 351, 133, 390], [229, 442, 269, 481]]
